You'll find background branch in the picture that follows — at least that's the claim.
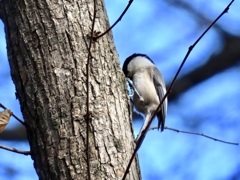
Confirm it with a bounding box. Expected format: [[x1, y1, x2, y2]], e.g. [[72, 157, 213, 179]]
[[0, 125, 27, 140], [169, 34, 240, 100]]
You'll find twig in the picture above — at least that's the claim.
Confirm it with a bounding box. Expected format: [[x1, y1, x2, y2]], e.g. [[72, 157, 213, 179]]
[[85, 0, 97, 179], [93, 0, 134, 40], [0, 144, 31, 155], [0, 103, 26, 126], [122, 1, 235, 179], [149, 126, 239, 145]]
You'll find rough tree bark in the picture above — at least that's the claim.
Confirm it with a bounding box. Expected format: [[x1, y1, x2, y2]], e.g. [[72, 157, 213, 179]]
[[0, 0, 141, 179]]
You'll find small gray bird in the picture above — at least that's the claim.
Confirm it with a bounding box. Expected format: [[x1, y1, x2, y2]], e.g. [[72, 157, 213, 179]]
[[122, 53, 167, 142]]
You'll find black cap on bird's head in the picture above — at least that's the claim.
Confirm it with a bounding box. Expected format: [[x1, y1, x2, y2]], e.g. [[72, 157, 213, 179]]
[[122, 53, 154, 77]]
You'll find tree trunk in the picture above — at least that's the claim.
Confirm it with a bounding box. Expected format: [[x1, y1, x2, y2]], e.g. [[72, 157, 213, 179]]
[[0, 0, 141, 179]]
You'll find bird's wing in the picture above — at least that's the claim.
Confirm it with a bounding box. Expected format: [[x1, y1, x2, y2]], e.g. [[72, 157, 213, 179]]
[[152, 67, 167, 131]]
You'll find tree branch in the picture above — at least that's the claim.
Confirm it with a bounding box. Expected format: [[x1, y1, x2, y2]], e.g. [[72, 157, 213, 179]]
[[0, 144, 31, 155], [122, 1, 235, 179], [93, 0, 134, 40], [165, 0, 240, 99], [149, 126, 239, 145]]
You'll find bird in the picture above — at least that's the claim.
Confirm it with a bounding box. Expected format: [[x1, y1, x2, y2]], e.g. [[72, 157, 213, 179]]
[[122, 53, 167, 143]]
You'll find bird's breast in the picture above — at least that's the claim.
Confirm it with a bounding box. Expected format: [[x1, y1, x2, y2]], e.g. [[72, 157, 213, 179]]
[[132, 70, 159, 114]]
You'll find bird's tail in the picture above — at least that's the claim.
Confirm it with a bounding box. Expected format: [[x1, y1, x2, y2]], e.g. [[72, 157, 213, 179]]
[[157, 112, 165, 132]]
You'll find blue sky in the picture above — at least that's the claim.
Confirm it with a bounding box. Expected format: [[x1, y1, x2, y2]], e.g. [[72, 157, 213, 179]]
[[0, 0, 240, 179]]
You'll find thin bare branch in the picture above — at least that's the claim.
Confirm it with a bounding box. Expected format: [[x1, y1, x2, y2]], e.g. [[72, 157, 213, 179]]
[[149, 126, 239, 145], [93, 0, 134, 40], [0, 103, 26, 126], [122, 1, 235, 179], [0, 144, 31, 155], [85, 0, 97, 179]]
